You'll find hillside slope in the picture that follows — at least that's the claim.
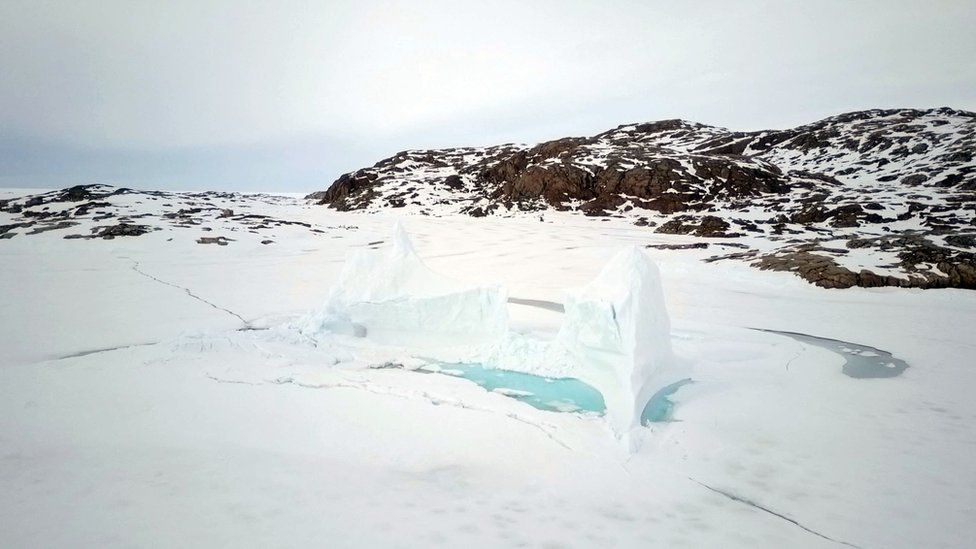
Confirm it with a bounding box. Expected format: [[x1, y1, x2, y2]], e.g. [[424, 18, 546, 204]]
[[308, 108, 976, 289]]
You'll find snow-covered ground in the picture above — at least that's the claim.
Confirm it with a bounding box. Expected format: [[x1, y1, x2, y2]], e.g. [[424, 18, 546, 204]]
[[1, 192, 974, 547]]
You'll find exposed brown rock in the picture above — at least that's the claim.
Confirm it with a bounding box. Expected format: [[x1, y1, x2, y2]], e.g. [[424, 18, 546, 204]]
[[96, 223, 152, 239], [656, 215, 740, 238], [197, 236, 234, 246]]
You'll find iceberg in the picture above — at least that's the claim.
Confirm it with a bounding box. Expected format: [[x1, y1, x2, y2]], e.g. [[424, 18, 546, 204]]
[[557, 246, 683, 445], [300, 223, 508, 347], [299, 226, 684, 448]]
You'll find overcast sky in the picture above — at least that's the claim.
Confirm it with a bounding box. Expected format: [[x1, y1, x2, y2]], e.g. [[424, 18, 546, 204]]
[[2, 0, 974, 191]]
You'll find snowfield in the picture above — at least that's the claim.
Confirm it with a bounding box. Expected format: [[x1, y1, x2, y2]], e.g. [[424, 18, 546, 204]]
[[1, 188, 975, 548]]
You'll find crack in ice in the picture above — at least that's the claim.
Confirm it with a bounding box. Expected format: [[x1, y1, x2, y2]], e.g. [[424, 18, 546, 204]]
[[205, 372, 574, 451], [127, 260, 251, 328], [54, 341, 159, 361], [688, 477, 862, 548]]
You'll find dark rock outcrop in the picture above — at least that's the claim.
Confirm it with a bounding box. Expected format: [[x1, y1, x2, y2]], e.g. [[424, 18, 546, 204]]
[[197, 236, 234, 246], [656, 215, 740, 238], [96, 223, 152, 239]]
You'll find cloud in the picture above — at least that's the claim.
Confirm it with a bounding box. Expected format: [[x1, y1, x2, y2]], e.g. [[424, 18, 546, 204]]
[[1, 0, 973, 189]]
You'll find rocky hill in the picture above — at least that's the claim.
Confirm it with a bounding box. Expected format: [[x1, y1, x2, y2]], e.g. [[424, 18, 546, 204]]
[[0, 184, 327, 246], [308, 108, 976, 289]]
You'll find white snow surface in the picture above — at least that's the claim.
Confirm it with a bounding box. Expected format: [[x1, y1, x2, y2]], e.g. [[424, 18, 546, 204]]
[[1, 188, 975, 548]]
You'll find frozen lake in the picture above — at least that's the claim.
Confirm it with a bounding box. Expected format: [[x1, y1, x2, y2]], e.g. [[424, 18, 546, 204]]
[[755, 329, 909, 378], [1, 193, 974, 548]]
